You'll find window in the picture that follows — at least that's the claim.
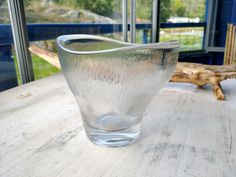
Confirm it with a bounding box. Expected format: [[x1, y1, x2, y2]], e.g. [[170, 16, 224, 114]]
[[159, 0, 206, 51], [1, 0, 208, 91]]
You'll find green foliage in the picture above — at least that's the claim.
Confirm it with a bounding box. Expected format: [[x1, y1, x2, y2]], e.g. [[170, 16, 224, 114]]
[[31, 54, 60, 80], [160, 27, 203, 51], [136, 0, 171, 22], [171, 0, 187, 17], [76, 0, 114, 16], [196, 2, 206, 21], [176, 6, 186, 17], [24, 0, 32, 6], [50, 0, 205, 22], [136, 0, 152, 20], [160, 0, 171, 22], [53, 0, 114, 16], [14, 54, 60, 84], [0, 0, 6, 6], [170, 0, 206, 21], [53, 0, 78, 8]]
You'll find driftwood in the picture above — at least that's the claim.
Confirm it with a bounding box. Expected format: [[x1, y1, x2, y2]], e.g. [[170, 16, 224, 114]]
[[170, 62, 236, 100], [29, 45, 236, 100]]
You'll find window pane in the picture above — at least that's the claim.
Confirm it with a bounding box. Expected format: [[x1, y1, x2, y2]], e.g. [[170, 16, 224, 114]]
[[160, 0, 206, 51], [160, 27, 204, 51], [24, 0, 121, 24], [0, 0, 19, 90], [23, 0, 125, 81], [160, 0, 206, 23], [135, 0, 152, 43]]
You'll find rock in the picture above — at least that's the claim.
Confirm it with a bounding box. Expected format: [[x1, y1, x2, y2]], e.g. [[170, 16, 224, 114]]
[[60, 10, 80, 19], [41, 0, 54, 7], [41, 0, 49, 7], [48, 1, 55, 6], [79, 9, 118, 24], [44, 8, 66, 15], [43, 6, 118, 24]]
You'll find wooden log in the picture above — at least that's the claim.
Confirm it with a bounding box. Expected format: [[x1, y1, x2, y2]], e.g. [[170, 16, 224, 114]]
[[29, 45, 236, 100], [29, 45, 61, 68]]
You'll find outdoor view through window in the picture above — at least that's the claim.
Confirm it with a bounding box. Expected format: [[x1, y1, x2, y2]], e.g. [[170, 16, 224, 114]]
[[0, 0, 206, 84]]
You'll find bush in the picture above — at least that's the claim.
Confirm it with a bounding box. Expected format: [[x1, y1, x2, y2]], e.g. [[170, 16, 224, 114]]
[[76, 0, 113, 16], [52, 0, 114, 16]]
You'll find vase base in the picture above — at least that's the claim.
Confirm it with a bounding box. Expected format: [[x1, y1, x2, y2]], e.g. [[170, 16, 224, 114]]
[[85, 123, 141, 147]]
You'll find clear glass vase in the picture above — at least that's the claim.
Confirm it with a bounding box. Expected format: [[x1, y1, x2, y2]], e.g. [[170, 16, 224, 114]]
[[56, 35, 179, 147]]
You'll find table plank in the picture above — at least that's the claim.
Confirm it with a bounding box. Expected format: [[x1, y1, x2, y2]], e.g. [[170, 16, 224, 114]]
[[0, 74, 235, 177]]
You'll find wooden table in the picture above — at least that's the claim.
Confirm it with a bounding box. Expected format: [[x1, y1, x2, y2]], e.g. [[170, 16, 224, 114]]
[[0, 74, 235, 177]]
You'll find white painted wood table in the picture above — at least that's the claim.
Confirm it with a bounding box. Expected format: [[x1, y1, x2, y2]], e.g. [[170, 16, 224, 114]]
[[0, 74, 236, 177]]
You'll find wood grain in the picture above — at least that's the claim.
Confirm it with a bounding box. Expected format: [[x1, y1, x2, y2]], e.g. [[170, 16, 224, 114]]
[[233, 26, 236, 64], [0, 74, 236, 177], [170, 62, 236, 100], [227, 24, 233, 65], [230, 26, 236, 65], [224, 24, 230, 65], [224, 24, 236, 65]]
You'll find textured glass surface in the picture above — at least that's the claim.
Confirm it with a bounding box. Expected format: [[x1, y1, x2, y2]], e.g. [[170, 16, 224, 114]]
[[57, 35, 179, 147]]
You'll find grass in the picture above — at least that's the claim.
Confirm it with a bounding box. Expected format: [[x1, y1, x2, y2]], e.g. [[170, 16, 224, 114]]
[[134, 27, 204, 51], [160, 27, 204, 51], [14, 54, 61, 84], [160, 34, 203, 51]]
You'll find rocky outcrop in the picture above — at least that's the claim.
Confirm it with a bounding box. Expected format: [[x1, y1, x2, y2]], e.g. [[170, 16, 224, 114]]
[[1, 0, 118, 24], [40, 0, 55, 7], [60, 10, 80, 19], [79, 9, 118, 24], [43, 6, 117, 24], [44, 8, 67, 15]]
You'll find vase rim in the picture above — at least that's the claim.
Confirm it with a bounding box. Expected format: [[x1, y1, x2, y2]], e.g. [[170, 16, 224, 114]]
[[56, 34, 180, 55]]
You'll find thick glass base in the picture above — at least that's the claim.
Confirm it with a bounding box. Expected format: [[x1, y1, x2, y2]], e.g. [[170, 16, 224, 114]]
[[84, 121, 141, 147]]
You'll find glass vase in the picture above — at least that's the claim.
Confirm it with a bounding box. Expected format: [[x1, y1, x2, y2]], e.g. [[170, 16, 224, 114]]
[[56, 34, 179, 147]]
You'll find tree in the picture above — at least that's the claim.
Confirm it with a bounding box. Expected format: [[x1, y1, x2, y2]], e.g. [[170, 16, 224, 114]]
[[160, 0, 171, 22], [136, 0, 172, 23], [171, 0, 187, 17], [76, 0, 114, 16], [176, 5, 186, 17], [196, 2, 206, 21]]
